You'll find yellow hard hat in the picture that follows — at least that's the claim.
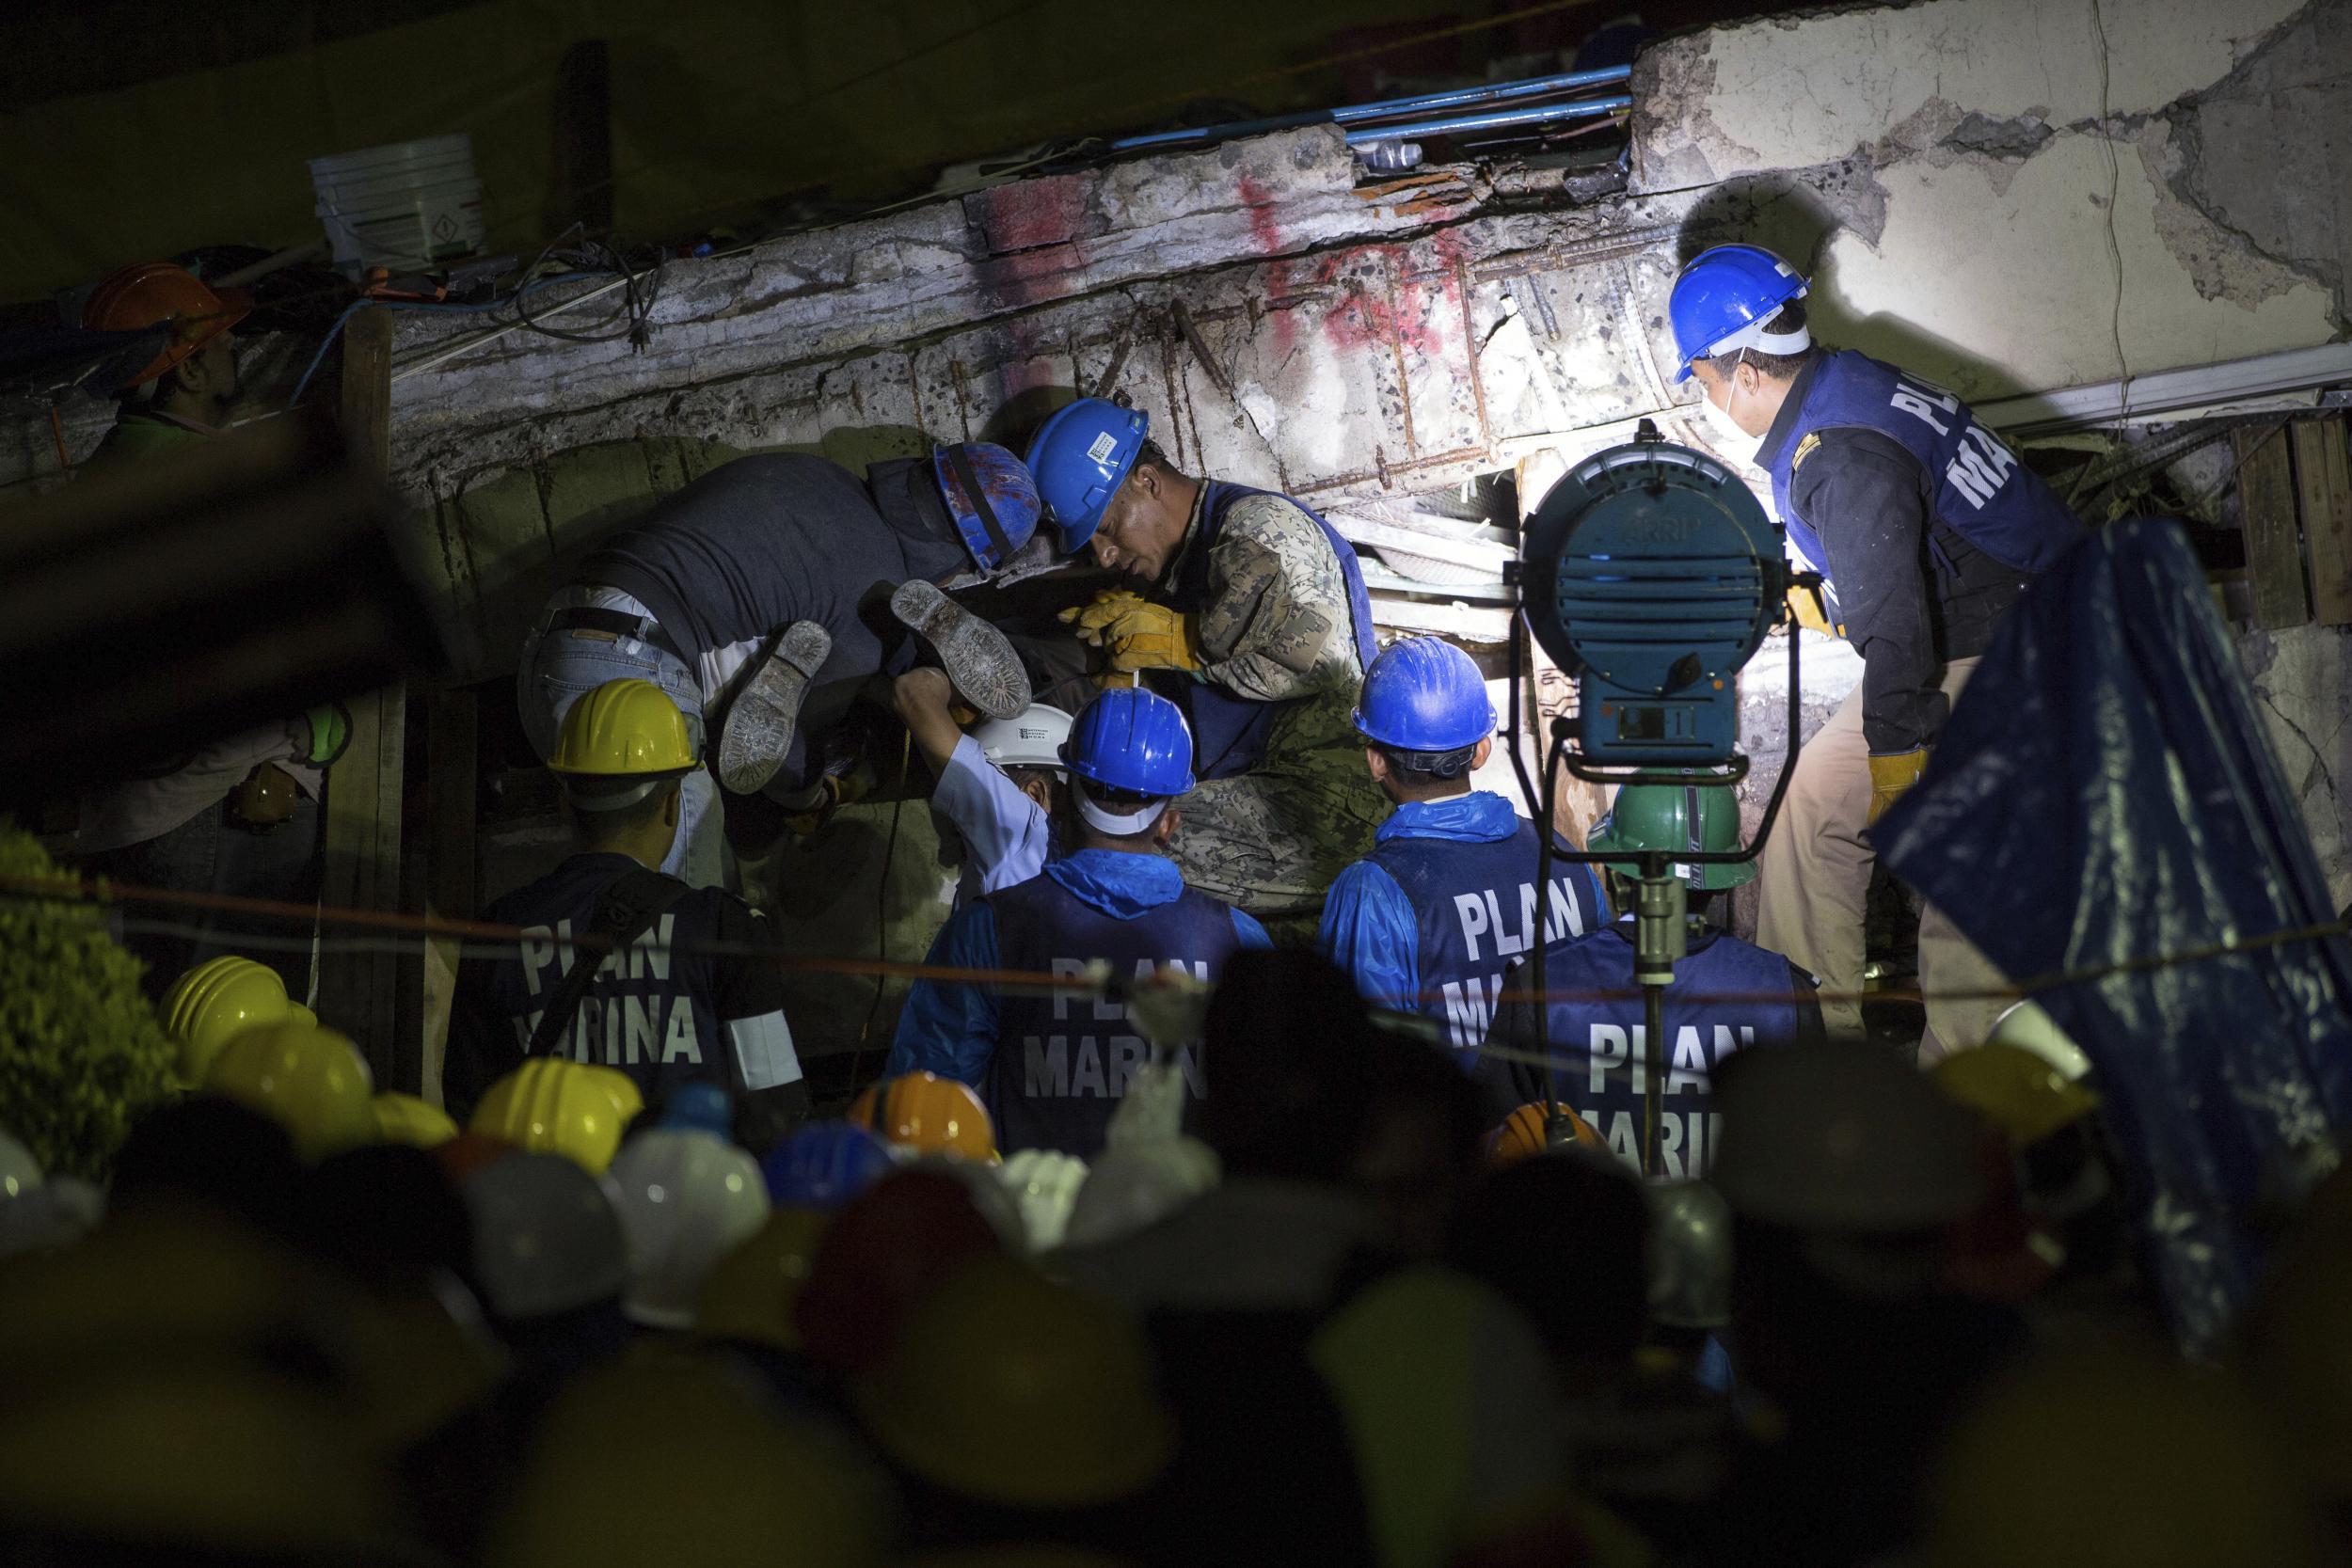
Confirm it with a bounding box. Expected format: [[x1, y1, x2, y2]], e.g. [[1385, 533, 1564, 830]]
[[372, 1092, 459, 1148], [696, 1206, 830, 1350], [0, 1211, 387, 1552], [161, 957, 295, 1087], [1931, 1043, 2102, 1148], [851, 1253, 1174, 1509], [469, 1058, 643, 1174], [849, 1071, 997, 1162], [1926, 1340, 2327, 1568], [483, 1357, 886, 1568], [548, 679, 698, 778], [202, 1022, 375, 1161]]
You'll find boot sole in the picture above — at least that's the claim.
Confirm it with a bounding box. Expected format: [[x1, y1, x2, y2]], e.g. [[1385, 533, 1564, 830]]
[[716, 621, 833, 795], [890, 580, 1030, 721]]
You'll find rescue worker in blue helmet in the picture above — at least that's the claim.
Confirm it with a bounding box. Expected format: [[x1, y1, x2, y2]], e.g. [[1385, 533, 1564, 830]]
[[1486, 776, 1824, 1178], [1320, 637, 1607, 1070], [1029, 398, 1390, 926], [887, 685, 1272, 1159], [446, 679, 810, 1153], [518, 440, 1058, 887], [1668, 244, 2081, 1052]]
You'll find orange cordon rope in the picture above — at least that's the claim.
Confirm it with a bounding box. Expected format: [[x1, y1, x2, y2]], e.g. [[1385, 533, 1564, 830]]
[[7, 867, 2348, 1013]]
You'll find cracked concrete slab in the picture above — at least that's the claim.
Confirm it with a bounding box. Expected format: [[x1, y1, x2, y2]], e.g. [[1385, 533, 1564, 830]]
[[2161, 0, 2352, 328], [1629, 0, 2344, 404]]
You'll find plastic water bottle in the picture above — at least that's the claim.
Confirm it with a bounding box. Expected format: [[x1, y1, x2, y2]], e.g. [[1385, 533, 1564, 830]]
[[1355, 139, 1424, 173]]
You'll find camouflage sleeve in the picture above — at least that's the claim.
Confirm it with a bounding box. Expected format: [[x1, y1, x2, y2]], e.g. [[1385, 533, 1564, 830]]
[[1195, 495, 1358, 703]]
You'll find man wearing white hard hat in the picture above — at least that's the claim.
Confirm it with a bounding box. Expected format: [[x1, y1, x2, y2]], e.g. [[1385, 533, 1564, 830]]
[[892, 667, 1070, 907]]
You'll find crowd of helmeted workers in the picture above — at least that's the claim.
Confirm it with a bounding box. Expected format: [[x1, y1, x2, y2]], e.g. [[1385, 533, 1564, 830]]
[[4, 938, 2351, 1568]]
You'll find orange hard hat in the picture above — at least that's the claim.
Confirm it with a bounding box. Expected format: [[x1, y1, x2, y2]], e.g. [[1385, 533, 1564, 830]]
[[1486, 1102, 1604, 1167], [81, 261, 252, 391], [848, 1072, 996, 1162]]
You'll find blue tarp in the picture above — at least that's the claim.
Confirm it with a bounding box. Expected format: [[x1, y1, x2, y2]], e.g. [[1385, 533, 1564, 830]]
[[1877, 517, 2352, 1355]]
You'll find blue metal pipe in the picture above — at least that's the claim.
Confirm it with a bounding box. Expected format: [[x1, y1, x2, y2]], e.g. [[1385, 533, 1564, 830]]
[[1111, 110, 1328, 153], [1107, 65, 1633, 153], [1330, 66, 1632, 124], [1341, 94, 1632, 146]]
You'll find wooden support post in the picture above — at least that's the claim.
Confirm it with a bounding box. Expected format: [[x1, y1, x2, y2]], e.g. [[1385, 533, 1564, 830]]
[[2291, 418, 2352, 626], [316, 307, 409, 1082], [414, 689, 478, 1104], [2235, 425, 2311, 630]]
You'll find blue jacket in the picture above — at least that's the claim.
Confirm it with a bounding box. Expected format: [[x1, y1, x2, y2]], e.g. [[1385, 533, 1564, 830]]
[[1767, 350, 2081, 584], [1491, 920, 1823, 1179], [889, 848, 1271, 1155], [1320, 792, 1607, 1067]]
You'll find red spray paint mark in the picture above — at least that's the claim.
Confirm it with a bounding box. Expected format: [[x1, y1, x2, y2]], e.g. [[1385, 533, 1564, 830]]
[[1317, 237, 1467, 360], [1236, 173, 1283, 255], [979, 174, 1088, 252], [975, 175, 1091, 309]]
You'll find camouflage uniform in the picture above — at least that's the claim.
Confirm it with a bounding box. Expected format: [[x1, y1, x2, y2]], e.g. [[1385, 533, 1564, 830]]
[[1165, 490, 1391, 921]]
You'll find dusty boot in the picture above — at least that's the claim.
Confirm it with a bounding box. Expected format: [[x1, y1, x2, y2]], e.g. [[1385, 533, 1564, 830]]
[[889, 579, 1030, 721], [716, 620, 833, 795]]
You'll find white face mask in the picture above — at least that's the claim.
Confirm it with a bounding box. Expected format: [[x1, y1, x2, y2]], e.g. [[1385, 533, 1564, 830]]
[[1698, 377, 1764, 467]]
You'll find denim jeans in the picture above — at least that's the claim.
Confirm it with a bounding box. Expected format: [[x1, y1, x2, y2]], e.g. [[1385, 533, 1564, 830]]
[[516, 623, 724, 888]]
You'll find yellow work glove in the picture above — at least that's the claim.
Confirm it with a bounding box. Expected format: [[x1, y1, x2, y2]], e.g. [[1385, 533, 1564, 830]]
[[1058, 590, 1151, 646], [1787, 582, 1840, 637], [1103, 603, 1202, 673], [1867, 748, 1929, 826]]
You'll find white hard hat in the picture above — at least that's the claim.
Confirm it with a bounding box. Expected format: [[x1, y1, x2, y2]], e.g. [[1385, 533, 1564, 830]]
[[1710, 1041, 1985, 1232], [1062, 1136, 1220, 1249], [1988, 999, 2094, 1081], [607, 1129, 771, 1330], [0, 1176, 102, 1260], [0, 1130, 41, 1202], [998, 1150, 1089, 1252], [463, 1151, 628, 1322], [973, 704, 1073, 773]]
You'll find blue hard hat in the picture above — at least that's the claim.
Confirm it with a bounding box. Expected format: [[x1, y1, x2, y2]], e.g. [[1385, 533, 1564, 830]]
[[1667, 245, 1810, 383], [1353, 637, 1496, 752], [932, 442, 1041, 571], [760, 1121, 896, 1212], [1026, 398, 1148, 552], [1060, 685, 1195, 799], [655, 1083, 733, 1137]]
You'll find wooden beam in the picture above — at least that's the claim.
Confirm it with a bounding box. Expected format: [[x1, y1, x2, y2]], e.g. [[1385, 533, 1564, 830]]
[[2291, 418, 2352, 626], [317, 306, 408, 1082], [2235, 425, 2309, 630]]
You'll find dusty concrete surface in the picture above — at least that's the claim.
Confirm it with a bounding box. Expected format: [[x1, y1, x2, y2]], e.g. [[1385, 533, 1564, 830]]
[[1628, 0, 2345, 400]]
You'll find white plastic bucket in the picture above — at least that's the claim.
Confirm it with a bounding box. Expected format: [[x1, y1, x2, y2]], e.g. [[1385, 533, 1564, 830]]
[[309, 135, 487, 276]]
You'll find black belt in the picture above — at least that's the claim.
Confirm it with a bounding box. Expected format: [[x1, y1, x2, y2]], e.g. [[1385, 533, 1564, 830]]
[[548, 607, 691, 669]]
